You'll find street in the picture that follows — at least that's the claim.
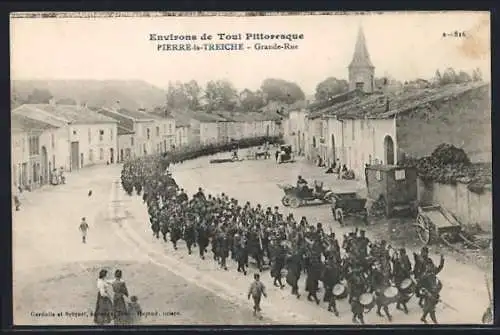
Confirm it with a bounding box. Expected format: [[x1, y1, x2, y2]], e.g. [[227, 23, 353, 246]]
[[13, 153, 492, 325]]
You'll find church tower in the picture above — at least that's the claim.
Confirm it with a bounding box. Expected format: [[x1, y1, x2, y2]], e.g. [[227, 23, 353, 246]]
[[348, 26, 375, 93]]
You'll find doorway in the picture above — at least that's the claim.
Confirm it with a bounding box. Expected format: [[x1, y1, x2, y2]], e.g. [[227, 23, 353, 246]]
[[110, 148, 114, 163], [41, 146, 48, 184], [384, 135, 395, 165], [70, 141, 79, 171]]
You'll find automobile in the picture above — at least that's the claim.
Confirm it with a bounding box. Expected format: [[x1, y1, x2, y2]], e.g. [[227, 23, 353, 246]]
[[279, 180, 333, 208]]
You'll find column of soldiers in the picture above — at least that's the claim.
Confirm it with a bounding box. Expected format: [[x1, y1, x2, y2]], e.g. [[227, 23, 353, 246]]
[[121, 155, 446, 324]]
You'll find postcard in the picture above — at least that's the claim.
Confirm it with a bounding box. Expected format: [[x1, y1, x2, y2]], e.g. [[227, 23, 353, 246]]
[[10, 11, 492, 326]]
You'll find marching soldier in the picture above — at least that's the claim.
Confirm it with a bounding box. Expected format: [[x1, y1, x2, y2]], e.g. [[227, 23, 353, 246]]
[[184, 216, 196, 255]]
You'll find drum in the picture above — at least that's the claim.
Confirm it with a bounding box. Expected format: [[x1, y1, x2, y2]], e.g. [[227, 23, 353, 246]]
[[383, 286, 399, 305], [399, 278, 415, 295], [333, 283, 348, 300], [360, 293, 375, 311]]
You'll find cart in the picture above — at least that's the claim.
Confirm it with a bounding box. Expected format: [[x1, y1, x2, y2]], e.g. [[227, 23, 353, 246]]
[[331, 192, 368, 226], [414, 204, 464, 245]]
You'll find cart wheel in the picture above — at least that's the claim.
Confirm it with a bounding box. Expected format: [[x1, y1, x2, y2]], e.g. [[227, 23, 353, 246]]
[[416, 214, 437, 245], [281, 196, 290, 207], [289, 197, 301, 208], [335, 208, 344, 226]]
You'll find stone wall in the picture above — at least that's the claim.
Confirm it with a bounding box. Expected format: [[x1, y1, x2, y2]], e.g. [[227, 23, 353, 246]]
[[417, 178, 492, 232]]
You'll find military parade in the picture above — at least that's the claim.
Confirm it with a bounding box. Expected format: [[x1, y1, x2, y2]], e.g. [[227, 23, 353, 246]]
[[12, 11, 492, 327], [120, 152, 447, 324]]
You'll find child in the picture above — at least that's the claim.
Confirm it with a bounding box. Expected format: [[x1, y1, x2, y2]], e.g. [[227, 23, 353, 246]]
[[79, 217, 89, 244], [248, 273, 267, 317], [127, 296, 142, 324]]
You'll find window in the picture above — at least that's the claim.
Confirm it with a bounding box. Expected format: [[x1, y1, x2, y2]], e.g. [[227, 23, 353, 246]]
[[51, 134, 55, 149], [395, 169, 406, 180], [89, 149, 94, 162], [356, 82, 364, 90], [28, 136, 39, 156], [147, 128, 150, 140], [22, 138, 26, 153], [110, 129, 113, 141], [131, 137, 134, 146], [163, 124, 167, 133], [169, 123, 173, 134], [88, 129, 92, 144], [73, 130, 77, 135], [156, 126, 160, 137], [99, 148, 104, 160], [376, 170, 382, 181], [99, 130, 104, 142]]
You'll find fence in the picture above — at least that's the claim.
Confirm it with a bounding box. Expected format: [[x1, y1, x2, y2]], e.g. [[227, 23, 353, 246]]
[[417, 178, 492, 232]]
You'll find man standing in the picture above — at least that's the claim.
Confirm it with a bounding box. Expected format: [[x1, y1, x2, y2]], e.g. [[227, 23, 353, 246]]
[[248, 273, 267, 318], [79, 217, 89, 244]]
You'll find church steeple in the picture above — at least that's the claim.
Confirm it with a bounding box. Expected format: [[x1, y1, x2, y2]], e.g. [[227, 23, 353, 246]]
[[348, 26, 375, 93], [349, 26, 374, 68]]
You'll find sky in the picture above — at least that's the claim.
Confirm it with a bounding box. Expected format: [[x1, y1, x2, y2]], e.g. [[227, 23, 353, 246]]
[[10, 11, 490, 95]]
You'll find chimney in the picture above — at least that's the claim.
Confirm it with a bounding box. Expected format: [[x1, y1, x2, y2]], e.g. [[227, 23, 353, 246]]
[[49, 98, 56, 106], [385, 97, 390, 112], [138, 107, 146, 112], [113, 100, 120, 111]]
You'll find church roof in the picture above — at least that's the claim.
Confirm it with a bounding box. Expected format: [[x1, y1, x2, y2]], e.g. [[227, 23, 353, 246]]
[[348, 26, 374, 69]]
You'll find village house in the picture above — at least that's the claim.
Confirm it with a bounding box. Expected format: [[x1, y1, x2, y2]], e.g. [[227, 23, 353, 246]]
[[189, 112, 227, 146], [283, 107, 309, 155], [11, 113, 63, 189], [99, 104, 162, 157], [168, 110, 192, 148], [149, 108, 177, 151], [12, 100, 117, 179]]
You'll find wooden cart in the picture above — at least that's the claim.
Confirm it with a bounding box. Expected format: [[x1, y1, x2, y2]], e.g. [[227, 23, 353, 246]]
[[414, 204, 463, 245]]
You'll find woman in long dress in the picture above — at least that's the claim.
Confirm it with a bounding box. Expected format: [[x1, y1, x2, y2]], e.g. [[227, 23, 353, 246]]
[[94, 269, 113, 325], [112, 269, 130, 325]]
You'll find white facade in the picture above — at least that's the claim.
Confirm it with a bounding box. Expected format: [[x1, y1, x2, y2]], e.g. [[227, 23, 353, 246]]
[[68, 122, 118, 168], [284, 109, 308, 154], [175, 126, 190, 148]]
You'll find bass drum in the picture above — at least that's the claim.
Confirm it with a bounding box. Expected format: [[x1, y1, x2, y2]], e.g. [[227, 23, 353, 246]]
[[333, 283, 348, 300], [382, 286, 399, 305], [399, 278, 415, 296], [360, 293, 375, 312]]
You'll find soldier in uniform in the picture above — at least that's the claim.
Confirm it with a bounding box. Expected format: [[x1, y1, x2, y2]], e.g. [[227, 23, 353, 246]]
[[169, 213, 182, 250], [196, 216, 210, 260], [183, 215, 196, 255], [271, 240, 286, 288], [392, 248, 412, 314], [420, 276, 442, 324]]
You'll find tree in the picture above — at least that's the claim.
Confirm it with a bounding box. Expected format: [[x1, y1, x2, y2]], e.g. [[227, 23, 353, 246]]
[[166, 81, 190, 110], [441, 67, 458, 85], [260, 78, 305, 104], [56, 97, 77, 105], [204, 80, 238, 112], [239, 89, 265, 112], [456, 71, 472, 83], [472, 68, 483, 81], [26, 88, 53, 104], [314, 77, 349, 102], [183, 80, 202, 110]]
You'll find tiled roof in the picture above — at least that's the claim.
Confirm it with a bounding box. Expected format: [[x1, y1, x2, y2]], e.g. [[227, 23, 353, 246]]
[[11, 113, 59, 132], [190, 111, 227, 122], [97, 108, 135, 130], [115, 108, 157, 121], [12, 105, 68, 127], [21, 104, 117, 124], [318, 82, 489, 120], [117, 125, 135, 135]]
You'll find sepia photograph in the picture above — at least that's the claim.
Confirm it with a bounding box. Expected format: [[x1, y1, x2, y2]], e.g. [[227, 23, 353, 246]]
[[10, 11, 492, 326]]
